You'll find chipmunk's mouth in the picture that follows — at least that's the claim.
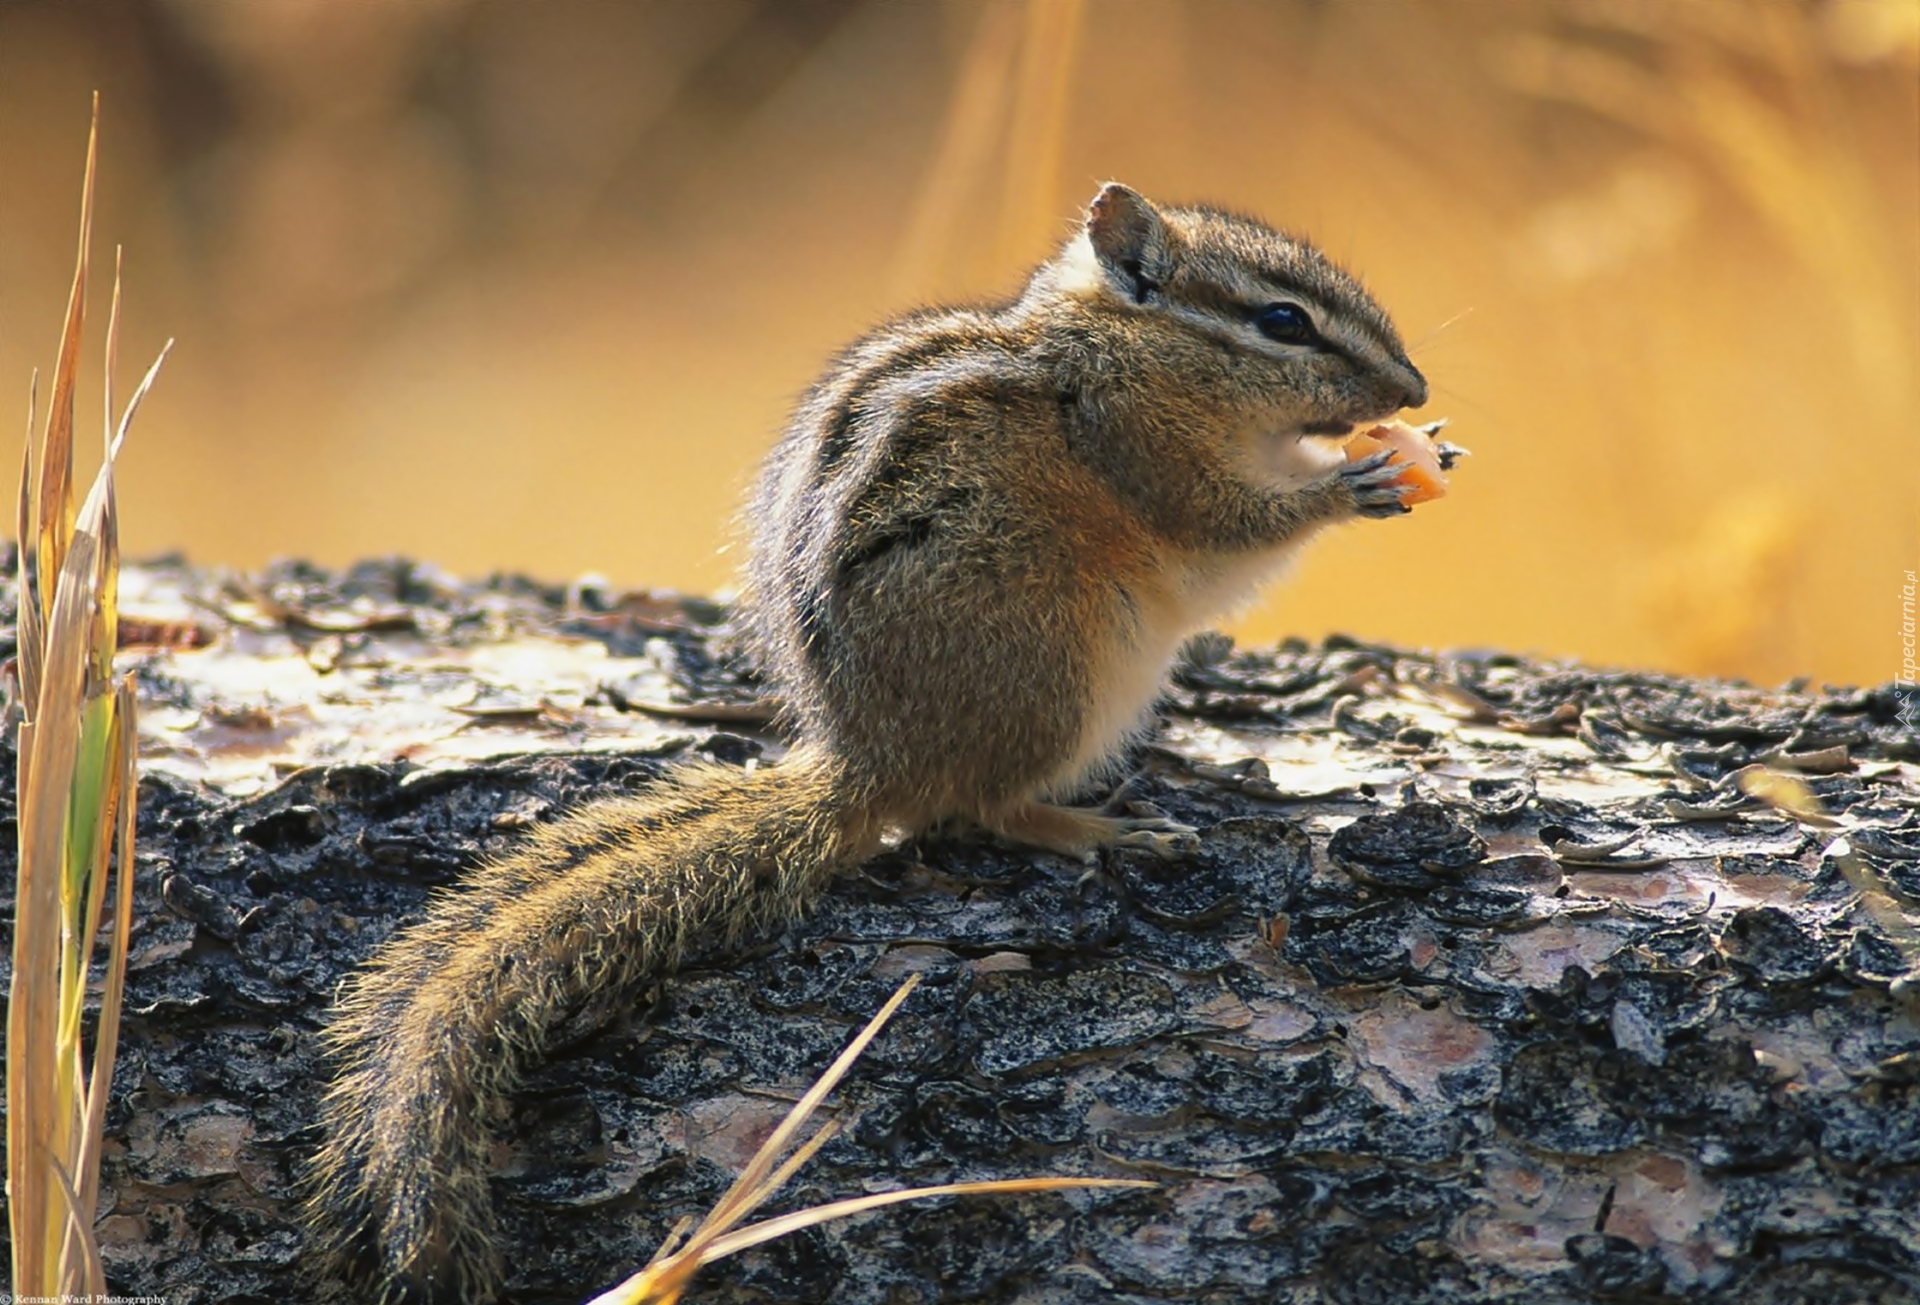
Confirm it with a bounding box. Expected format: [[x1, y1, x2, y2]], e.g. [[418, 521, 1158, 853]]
[[1254, 420, 1354, 485]]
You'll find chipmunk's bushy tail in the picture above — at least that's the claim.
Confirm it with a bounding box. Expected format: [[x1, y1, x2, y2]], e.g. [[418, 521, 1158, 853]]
[[307, 750, 879, 1303]]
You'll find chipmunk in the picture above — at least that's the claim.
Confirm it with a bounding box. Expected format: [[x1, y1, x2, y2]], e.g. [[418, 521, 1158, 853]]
[[310, 182, 1432, 1302]]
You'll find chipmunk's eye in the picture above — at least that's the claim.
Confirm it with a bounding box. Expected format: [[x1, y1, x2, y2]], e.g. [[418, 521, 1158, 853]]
[[1255, 302, 1318, 347]]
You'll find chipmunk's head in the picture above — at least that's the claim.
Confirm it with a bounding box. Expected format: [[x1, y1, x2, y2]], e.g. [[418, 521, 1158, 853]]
[[1042, 182, 1427, 447]]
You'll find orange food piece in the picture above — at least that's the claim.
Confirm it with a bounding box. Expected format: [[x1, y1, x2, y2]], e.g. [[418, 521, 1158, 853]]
[[1344, 420, 1448, 506]]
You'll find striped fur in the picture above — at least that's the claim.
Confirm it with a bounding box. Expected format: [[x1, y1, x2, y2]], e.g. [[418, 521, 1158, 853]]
[[310, 184, 1428, 1300]]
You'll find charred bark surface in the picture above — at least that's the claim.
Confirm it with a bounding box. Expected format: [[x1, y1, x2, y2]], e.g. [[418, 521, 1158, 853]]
[[1, 557, 1916, 1304]]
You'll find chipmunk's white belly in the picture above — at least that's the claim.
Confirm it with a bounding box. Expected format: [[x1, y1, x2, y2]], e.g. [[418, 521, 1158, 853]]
[[1051, 536, 1318, 795]]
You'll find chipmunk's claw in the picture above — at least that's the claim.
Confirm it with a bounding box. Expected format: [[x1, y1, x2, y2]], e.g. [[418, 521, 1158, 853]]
[[1108, 806, 1202, 859], [1341, 450, 1415, 518], [1113, 825, 1203, 859], [1434, 441, 1469, 471]]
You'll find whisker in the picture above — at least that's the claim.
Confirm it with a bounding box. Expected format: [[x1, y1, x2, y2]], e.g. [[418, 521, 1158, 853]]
[[1424, 378, 1497, 422], [1409, 306, 1475, 354]]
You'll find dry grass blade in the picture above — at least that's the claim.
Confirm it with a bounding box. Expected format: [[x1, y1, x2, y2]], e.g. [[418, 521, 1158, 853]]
[[109, 342, 174, 464], [730, 1113, 842, 1214], [12, 527, 95, 1286], [7, 95, 166, 1301], [47, 1151, 103, 1296], [77, 675, 140, 1219], [587, 972, 1153, 1305], [693, 972, 924, 1246], [886, 0, 1022, 300], [17, 374, 43, 706], [8, 710, 56, 1291], [104, 248, 121, 458], [33, 93, 96, 627], [698, 1176, 1155, 1262], [994, 0, 1087, 266]]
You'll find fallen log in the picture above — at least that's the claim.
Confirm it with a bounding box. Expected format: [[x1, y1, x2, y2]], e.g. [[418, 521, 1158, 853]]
[[3, 556, 1916, 1304]]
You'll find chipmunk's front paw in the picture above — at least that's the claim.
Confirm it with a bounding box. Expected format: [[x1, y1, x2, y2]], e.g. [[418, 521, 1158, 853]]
[[1339, 448, 1416, 519]]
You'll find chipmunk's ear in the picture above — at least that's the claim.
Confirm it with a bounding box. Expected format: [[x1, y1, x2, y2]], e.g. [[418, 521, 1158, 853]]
[[1085, 183, 1168, 303]]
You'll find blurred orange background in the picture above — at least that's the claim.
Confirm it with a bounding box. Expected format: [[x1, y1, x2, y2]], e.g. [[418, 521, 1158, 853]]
[[0, 0, 1913, 688]]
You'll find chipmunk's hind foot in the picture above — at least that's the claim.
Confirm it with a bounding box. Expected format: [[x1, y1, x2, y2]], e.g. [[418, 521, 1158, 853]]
[[986, 799, 1200, 863]]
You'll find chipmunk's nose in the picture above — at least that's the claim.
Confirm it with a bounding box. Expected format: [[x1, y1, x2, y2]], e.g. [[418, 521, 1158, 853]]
[[1395, 363, 1429, 411]]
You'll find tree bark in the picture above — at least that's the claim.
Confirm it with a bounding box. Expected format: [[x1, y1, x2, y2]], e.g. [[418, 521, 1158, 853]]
[[3, 557, 1917, 1305]]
